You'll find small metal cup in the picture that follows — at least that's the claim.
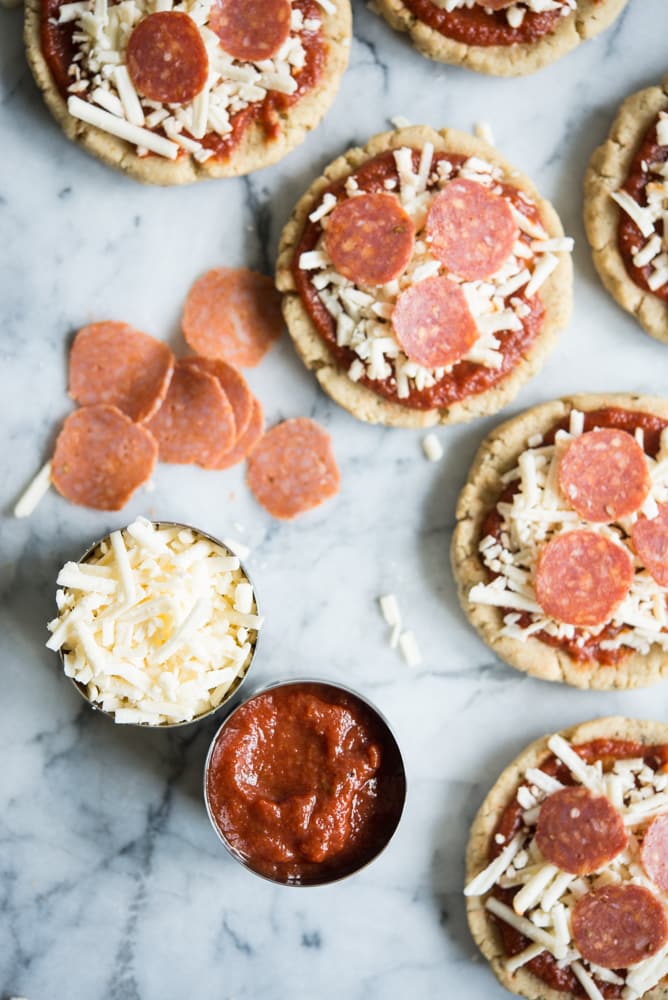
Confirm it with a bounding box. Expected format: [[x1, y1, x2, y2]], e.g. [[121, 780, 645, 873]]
[[203, 678, 407, 886], [56, 520, 261, 729]]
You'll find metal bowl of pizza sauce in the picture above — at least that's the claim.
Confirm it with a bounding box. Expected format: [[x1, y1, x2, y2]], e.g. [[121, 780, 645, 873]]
[[203, 678, 407, 886], [51, 520, 262, 729]]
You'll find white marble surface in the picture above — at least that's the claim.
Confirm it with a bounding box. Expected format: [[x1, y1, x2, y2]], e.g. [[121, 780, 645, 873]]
[[2, 3, 668, 997]]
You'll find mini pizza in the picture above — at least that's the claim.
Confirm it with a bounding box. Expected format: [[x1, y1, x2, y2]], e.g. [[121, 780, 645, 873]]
[[276, 125, 573, 428], [585, 75, 668, 344], [24, 0, 351, 183], [373, 0, 627, 77], [465, 716, 668, 1000], [452, 393, 668, 689]]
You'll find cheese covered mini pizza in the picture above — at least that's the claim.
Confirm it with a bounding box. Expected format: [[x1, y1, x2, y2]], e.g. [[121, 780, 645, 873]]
[[585, 76, 668, 344], [374, 0, 627, 77], [452, 393, 668, 689], [24, 0, 351, 182], [276, 125, 573, 427], [465, 717, 668, 1000]]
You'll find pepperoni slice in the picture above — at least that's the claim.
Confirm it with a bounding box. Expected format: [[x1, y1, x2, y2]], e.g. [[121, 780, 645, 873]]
[[182, 268, 282, 368], [572, 884, 668, 969], [324, 193, 415, 287], [426, 179, 517, 281], [559, 428, 650, 523], [247, 418, 340, 520], [536, 786, 627, 875], [534, 530, 634, 628], [180, 357, 253, 442], [52, 405, 158, 511], [126, 13, 208, 105], [213, 397, 264, 471], [209, 0, 292, 62], [391, 276, 477, 368], [69, 322, 174, 424], [145, 361, 235, 467], [642, 814, 668, 891], [632, 503, 668, 587]]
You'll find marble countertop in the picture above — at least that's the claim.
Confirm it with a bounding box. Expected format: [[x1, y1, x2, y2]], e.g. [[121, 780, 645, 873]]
[[2, 2, 668, 997]]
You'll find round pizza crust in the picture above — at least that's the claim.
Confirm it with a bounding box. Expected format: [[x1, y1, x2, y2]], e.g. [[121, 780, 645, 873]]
[[373, 0, 628, 77], [466, 715, 668, 1000], [275, 125, 573, 428], [23, 0, 352, 184], [451, 392, 668, 689], [584, 74, 668, 344]]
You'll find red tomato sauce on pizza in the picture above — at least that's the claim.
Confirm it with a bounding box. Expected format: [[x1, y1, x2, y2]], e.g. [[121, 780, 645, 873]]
[[399, 1, 563, 47], [618, 114, 668, 302], [292, 149, 545, 410], [489, 738, 668, 997], [40, 0, 326, 161], [480, 408, 668, 665]]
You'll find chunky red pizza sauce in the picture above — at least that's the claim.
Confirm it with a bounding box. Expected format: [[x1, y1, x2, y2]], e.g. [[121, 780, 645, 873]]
[[293, 148, 546, 410], [40, 0, 326, 161], [488, 738, 668, 997], [618, 113, 668, 302], [399, 1, 564, 47], [480, 407, 668, 665], [205, 682, 406, 884]]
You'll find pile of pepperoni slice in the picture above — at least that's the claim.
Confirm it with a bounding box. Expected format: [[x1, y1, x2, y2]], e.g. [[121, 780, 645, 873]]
[[50, 268, 340, 519]]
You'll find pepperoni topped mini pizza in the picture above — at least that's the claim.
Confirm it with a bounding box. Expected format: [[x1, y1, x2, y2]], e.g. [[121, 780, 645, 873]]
[[585, 75, 668, 344], [465, 716, 668, 1000], [276, 125, 573, 428], [373, 0, 627, 77], [452, 393, 668, 689], [24, 0, 351, 182]]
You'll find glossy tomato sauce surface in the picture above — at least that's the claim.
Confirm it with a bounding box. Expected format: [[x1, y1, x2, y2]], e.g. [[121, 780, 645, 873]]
[[205, 682, 406, 884]]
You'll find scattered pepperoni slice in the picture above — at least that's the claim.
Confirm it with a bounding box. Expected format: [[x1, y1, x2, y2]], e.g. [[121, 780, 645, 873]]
[[182, 268, 283, 368], [69, 322, 174, 424], [126, 12, 208, 105], [642, 813, 668, 892], [536, 786, 627, 875], [213, 397, 264, 471], [426, 179, 517, 281], [572, 884, 668, 969], [247, 418, 340, 520], [632, 502, 668, 587], [559, 427, 650, 523], [534, 530, 634, 628], [391, 276, 478, 368], [209, 0, 292, 61], [324, 193, 415, 287], [180, 356, 254, 442], [52, 405, 158, 511], [145, 361, 235, 467]]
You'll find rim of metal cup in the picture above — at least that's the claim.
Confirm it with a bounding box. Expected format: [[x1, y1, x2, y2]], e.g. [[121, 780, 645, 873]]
[[203, 677, 407, 887], [56, 520, 261, 729]]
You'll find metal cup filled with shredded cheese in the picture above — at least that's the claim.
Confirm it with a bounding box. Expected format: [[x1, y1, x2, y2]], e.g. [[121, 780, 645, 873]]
[[46, 518, 263, 727]]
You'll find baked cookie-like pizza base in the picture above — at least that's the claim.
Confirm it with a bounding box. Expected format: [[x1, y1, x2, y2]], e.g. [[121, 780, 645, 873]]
[[451, 392, 668, 690], [374, 0, 628, 77], [584, 74, 668, 344], [276, 125, 572, 428], [466, 715, 668, 1000], [23, 0, 351, 184]]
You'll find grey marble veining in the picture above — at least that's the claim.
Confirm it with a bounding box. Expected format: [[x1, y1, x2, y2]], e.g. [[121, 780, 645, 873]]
[[2, 2, 668, 997]]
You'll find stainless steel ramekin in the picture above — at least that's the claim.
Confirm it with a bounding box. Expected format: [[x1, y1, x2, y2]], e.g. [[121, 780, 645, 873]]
[[54, 520, 261, 728], [203, 677, 407, 886]]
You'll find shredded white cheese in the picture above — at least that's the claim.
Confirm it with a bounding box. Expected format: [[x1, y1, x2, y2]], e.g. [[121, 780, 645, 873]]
[[13, 460, 53, 519], [46, 518, 262, 725]]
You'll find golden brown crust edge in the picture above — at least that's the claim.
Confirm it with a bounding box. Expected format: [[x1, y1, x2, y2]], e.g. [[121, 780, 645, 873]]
[[23, 0, 351, 184], [373, 0, 629, 78], [451, 392, 668, 690], [466, 715, 668, 1000], [275, 125, 573, 428], [584, 74, 668, 344]]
